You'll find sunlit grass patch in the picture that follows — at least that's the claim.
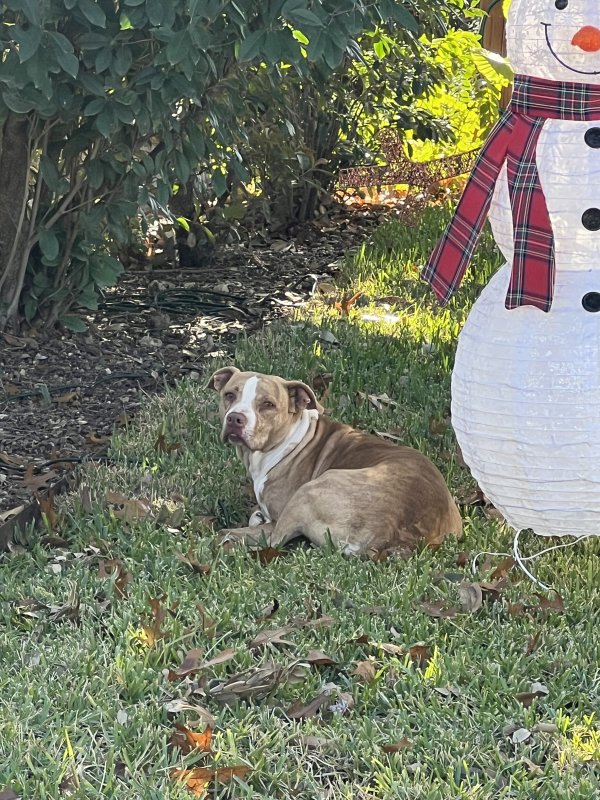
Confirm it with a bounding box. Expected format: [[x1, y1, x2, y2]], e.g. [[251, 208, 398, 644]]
[[1, 208, 599, 799]]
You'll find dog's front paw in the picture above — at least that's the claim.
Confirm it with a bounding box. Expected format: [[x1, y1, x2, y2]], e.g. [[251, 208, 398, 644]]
[[216, 522, 275, 551], [248, 508, 268, 527]]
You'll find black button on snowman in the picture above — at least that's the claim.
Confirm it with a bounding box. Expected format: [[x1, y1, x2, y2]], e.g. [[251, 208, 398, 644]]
[[423, 0, 600, 537]]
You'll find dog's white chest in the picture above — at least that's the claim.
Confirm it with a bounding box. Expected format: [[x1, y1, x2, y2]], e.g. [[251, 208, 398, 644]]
[[247, 410, 317, 520]]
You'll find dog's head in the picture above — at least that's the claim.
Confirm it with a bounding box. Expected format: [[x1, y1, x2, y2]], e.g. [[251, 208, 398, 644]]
[[208, 367, 324, 452]]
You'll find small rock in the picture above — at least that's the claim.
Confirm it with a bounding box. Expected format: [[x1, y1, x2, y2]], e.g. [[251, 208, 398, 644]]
[[139, 336, 162, 349], [212, 282, 230, 293]]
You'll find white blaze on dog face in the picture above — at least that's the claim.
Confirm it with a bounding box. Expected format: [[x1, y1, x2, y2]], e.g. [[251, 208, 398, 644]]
[[507, 0, 600, 82], [209, 368, 323, 452]]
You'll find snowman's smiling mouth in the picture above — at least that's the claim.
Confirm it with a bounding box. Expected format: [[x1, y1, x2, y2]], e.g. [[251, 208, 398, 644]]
[[541, 23, 600, 75]]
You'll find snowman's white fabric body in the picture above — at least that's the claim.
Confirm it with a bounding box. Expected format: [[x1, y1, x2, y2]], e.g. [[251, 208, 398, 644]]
[[429, 0, 600, 536]]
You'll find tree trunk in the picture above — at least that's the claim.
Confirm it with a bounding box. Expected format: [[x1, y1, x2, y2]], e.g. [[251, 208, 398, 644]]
[[0, 115, 31, 332]]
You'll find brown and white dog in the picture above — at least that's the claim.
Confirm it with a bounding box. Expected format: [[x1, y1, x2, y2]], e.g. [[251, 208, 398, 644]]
[[209, 367, 462, 556]]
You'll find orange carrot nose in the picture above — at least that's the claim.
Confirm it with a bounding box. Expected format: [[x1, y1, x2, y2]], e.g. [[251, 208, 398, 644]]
[[572, 25, 600, 52]]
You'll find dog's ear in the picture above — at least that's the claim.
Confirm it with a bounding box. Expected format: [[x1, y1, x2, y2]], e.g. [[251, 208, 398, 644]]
[[207, 366, 240, 392], [286, 381, 324, 415]]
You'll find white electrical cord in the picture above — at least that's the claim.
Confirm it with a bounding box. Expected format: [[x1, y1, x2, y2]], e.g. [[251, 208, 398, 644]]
[[471, 530, 596, 591]]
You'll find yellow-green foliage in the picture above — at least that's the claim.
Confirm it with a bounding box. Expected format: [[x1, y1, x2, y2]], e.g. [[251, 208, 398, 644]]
[[409, 29, 506, 161]]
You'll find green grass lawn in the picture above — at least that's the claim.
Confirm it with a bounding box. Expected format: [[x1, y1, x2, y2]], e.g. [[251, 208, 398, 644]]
[[1, 209, 599, 799]]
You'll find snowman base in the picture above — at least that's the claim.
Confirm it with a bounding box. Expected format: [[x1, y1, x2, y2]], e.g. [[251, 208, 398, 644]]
[[452, 264, 600, 539]]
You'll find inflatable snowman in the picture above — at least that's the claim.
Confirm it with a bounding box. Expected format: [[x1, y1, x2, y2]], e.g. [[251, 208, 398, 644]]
[[422, 0, 600, 537]]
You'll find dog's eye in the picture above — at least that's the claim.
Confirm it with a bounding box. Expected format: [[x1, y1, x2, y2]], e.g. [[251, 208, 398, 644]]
[[555, 0, 568, 8], [262, 401, 275, 409], [224, 392, 235, 402]]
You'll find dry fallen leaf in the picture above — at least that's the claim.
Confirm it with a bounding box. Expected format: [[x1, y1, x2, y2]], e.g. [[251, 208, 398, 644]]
[[382, 737, 413, 754], [294, 735, 331, 750], [376, 642, 405, 656], [105, 491, 153, 522], [170, 723, 213, 755], [511, 727, 532, 744], [305, 650, 337, 667], [457, 582, 483, 614], [525, 630, 542, 656], [142, 596, 168, 645], [55, 390, 80, 405], [85, 432, 111, 446], [198, 648, 236, 671], [155, 433, 181, 454], [353, 659, 376, 682], [163, 699, 215, 726], [419, 600, 458, 619], [329, 691, 354, 714], [256, 598, 279, 622], [536, 593, 565, 613], [408, 644, 432, 668], [491, 557, 516, 580], [516, 681, 549, 708], [0, 790, 21, 800], [335, 290, 362, 315], [356, 390, 398, 411], [171, 765, 249, 797], [37, 493, 59, 530], [22, 464, 59, 492], [533, 721, 559, 734], [0, 504, 25, 523], [175, 549, 211, 575], [287, 692, 331, 720], [253, 547, 284, 566], [98, 559, 132, 599], [169, 648, 203, 680], [247, 626, 295, 651], [211, 660, 308, 705]]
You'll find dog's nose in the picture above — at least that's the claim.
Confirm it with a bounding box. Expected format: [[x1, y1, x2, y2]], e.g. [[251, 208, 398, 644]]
[[226, 411, 247, 428]]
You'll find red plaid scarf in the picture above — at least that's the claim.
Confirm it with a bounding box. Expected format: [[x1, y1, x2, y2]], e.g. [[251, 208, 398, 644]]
[[422, 74, 600, 312]]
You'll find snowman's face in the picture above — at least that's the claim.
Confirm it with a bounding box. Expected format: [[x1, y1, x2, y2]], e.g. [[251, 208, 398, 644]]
[[507, 0, 600, 82]]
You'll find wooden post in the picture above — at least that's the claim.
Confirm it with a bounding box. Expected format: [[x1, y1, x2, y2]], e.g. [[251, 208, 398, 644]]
[[479, 0, 512, 108]]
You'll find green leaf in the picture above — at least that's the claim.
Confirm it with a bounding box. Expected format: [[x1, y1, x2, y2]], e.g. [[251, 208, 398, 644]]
[[166, 31, 191, 65], [96, 108, 115, 137], [3, 91, 35, 114], [285, 8, 324, 28], [60, 315, 88, 332], [78, 0, 107, 28], [24, 295, 38, 323], [113, 46, 133, 76], [14, 26, 43, 63], [77, 290, 100, 311], [38, 228, 60, 261], [40, 156, 65, 193], [472, 48, 514, 83], [77, 32, 111, 49], [85, 160, 105, 189], [90, 255, 123, 287], [146, 0, 164, 26], [95, 48, 112, 73], [79, 72, 106, 94], [238, 30, 265, 62], [380, 0, 418, 33], [211, 168, 228, 197], [114, 102, 136, 124], [11, 0, 40, 24], [174, 151, 191, 183], [323, 39, 344, 69], [292, 29, 309, 46], [83, 97, 106, 116], [55, 48, 80, 78]]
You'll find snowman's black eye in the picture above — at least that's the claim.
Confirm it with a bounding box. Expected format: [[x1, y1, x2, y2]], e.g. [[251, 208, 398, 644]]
[[555, 0, 568, 9]]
